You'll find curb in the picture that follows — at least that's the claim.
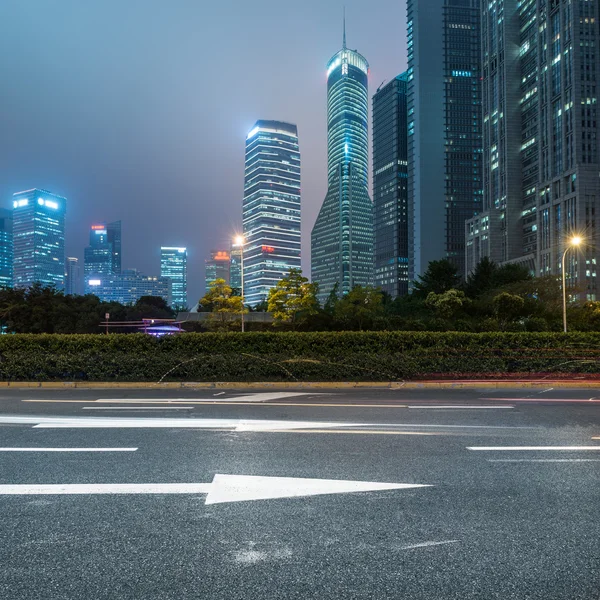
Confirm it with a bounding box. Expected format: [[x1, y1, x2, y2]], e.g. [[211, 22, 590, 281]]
[[1, 380, 600, 389]]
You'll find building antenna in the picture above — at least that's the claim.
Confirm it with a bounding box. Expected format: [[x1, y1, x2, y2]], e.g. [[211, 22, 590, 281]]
[[343, 6, 347, 49]]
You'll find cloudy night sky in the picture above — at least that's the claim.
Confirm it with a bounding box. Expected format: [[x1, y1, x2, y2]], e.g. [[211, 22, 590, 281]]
[[0, 0, 407, 303]]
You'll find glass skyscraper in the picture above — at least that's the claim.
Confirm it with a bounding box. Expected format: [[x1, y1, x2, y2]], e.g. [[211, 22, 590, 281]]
[[204, 249, 231, 293], [373, 73, 409, 298], [12, 189, 66, 290], [466, 0, 600, 301], [84, 221, 121, 277], [229, 246, 242, 293], [0, 209, 13, 289], [311, 26, 374, 303], [161, 246, 187, 309], [65, 257, 80, 296], [407, 0, 482, 282], [85, 269, 171, 305], [243, 120, 301, 307]]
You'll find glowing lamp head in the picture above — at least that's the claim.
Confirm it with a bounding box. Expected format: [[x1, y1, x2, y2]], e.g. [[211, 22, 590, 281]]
[[570, 236, 582, 246], [234, 235, 245, 246]]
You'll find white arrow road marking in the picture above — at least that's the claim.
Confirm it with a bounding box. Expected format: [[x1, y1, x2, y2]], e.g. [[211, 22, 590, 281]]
[[468, 446, 600, 451], [400, 540, 459, 550], [0, 475, 431, 504], [203, 474, 429, 505], [89, 393, 320, 404], [0, 448, 137, 452]]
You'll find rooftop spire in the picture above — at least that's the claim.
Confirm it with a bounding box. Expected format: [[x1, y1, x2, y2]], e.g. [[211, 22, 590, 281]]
[[343, 6, 347, 49]]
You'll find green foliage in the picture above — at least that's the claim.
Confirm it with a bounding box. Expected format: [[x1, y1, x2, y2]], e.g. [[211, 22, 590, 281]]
[[333, 286, 384, 330], [425, 289, 469, 319], [464, 258, 531, 298], [0, 331, 599, 381], [267, 269, 318, 327], [199, 279, 246, 330], [413, 259, 461, 298], [492, 292, 526, 328]]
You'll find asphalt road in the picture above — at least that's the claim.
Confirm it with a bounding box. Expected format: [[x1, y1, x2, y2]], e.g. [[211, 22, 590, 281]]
[[0, 387, 599, 599]]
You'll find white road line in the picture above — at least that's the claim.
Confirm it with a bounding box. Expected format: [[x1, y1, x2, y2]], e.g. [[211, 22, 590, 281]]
[[401, 540, 459, 550], [82, 407, 193, 410], [0, 448, 137, 452], [468, 446, 600, 451], [408, 406, 514, 409], [487, 459, 600, 462], [480, 397, 600, 403], [91, 392, 318, 404], [0, 483, 211, 494]]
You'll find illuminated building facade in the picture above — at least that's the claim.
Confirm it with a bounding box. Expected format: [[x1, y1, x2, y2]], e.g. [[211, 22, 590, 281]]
[[466, 0, 600, 301], [84, 221, 121, 277], [12, 189, 66, 290], [243, 120, 301, 307], [373, 73, 409, 298], [407, 0, 483, 282], [0, 209, 13, 288], [311, 25, 374, 303], [161, 247, 187, 309], [65, 257, 80, 296], [229, 246, 242, 292], [85, 269, 171, 305], [205, 250, 231, 293]]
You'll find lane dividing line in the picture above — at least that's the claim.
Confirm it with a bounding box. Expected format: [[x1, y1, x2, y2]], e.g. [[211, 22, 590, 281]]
[[400, 540, 459, 550], [480, 397, 600, 403], [22, 400, 411, 408], [408, 406, 514, 409], [82, 407, 193, 411], [0, 483, 211, 494], [487, 459, 600, 462], [468, 446, 600, 451], [0, 448, 138, 452]]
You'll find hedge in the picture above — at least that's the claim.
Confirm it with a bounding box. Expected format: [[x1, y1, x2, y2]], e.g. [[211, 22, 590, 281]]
[[0, 332, 599, 381]]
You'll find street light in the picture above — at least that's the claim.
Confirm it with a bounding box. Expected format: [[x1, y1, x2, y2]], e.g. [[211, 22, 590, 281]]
[[233, 235, 245, 332], [562, 236, 582, 333]]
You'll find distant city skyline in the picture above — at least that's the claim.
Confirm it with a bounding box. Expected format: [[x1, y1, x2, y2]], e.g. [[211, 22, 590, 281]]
[[0, 1, 407, 303]]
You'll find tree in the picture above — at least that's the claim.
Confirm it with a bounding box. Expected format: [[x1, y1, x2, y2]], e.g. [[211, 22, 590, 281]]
[[413, 260, 461, 298], [464, 258, 531, 299], [267, 269, 319, 327], [425, 289, 469, 319], [333, 286, 384, 330], [199, 278, 246, 330], [492, 292, 525, 328]]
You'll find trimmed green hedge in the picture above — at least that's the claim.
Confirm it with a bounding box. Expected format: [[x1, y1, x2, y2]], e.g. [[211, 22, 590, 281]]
[[0, 332, 599, 381]]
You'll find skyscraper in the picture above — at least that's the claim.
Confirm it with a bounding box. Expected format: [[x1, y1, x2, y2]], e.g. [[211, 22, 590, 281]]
[[12, 189, 66, 289], [311, 23, 374, 303], [85, 269, 171, 305], [204, 250, 231, 293], [407, 0, 483, 282], [466, 0, 600, 301], [373, 73, 409, 298], [84, 221, 121, 277], [243, 120, 301, 307], [161, 247, 187, 309], [0, 209, 13, 289], [65, 257, 80, 296], [229, 246, 242, 292]]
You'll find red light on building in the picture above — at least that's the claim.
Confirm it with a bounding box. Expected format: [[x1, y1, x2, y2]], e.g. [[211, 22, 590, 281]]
[[91, 225, 105, 230], [214, 251, 230, 261], [262, 245, 275, 253]]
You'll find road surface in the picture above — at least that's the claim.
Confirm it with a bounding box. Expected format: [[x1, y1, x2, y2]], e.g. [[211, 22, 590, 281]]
[[0, 387, 599, 599]]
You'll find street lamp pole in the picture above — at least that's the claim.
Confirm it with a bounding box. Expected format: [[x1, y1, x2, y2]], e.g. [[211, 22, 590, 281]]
[[561, 236, 582, 334]]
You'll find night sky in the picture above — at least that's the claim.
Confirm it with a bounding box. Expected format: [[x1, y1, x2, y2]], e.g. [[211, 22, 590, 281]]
[[0, 0, 407, 303]]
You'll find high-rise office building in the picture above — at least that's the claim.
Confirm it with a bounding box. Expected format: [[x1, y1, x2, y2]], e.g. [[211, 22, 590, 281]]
[[407, 0, 483, 282], [65, 257, 80, 296], [243, 120, 301, 307], [229, 246, 242, 293], [161, 247, 187, 309], [311, 24, 374, 304], [466, 0, 600, 300], [85, 269, 171, 305], [12, 189, 66, 290], [0, 209, 13, 289], [373, 73, 409, 298], [84, 221, 121, 276], [204, 250, 231, 293]]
